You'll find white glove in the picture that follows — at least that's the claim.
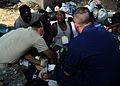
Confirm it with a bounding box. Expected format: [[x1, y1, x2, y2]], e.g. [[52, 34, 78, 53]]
[[40, 58, 48, 67]]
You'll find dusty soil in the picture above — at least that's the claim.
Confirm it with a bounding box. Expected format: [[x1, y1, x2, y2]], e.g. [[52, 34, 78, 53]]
[[0, 8, 19, 27], [0, 2, 39, 27], [0, 2, 22, 27], [0, 0, 118, 27]]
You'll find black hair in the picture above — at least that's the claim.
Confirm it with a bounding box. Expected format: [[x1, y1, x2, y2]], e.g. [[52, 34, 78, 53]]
[[38, 9, 47, 14], [19, 4, 31, 14], [53, 2, 62, 8], [31, 20, 43, 28], [38, 9, 49, 19]]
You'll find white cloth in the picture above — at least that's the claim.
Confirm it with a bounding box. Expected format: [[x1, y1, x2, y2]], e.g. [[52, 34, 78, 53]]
[[48, 80, 58, 86]]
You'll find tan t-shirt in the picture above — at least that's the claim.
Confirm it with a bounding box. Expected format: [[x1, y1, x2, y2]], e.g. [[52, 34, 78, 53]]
[[0, 27, 48, 63], [14, 12, 41, 29]]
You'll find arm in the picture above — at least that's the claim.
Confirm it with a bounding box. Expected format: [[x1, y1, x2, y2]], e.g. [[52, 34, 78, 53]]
[[24, 54, 40, 65], [47, 23, 57, 44], [14, 17, 22, 29], [47, 23, 61, 52], [24, 53, 48, 67], [108, 23, 120, 30], [42, 49, 55, 59], [62, 41, 81, 76], [33, 37, 57, 62]]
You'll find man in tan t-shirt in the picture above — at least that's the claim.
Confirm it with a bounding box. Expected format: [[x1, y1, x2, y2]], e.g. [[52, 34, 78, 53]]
[[0, 20, 54, 86]]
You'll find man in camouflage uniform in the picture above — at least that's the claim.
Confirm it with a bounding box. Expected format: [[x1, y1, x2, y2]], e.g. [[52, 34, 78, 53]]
[[0, 20, 55, 86], [0, 64, 27, 86]]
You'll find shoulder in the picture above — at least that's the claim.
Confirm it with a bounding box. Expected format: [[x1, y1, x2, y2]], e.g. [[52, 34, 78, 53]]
[[51, 22, 57, 30], [14, 16, 25, 29], [31, 13, 41, 23], [31, 12, 41, 18], [52, 22, 57, 26], [69, 32, 93, 47], [66, 21, 72, 30], [15, 16, 23, 23]]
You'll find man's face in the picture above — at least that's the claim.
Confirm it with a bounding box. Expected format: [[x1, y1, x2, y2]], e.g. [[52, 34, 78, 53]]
[[74, 22, 83, 33], [21, 11, 32, 23], [37, 27, 44, 36]]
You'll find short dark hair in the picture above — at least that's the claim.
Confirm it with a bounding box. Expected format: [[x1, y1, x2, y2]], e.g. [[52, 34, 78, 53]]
[[73, 7, 94, 24], [19, 4, 31, 14], [31, 20, 43, 28]]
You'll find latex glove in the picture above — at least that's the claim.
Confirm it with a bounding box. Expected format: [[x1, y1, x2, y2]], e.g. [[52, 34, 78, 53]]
[[40, 58, 48, 67]]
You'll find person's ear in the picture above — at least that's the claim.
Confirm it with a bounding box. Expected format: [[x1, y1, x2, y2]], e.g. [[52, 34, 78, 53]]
[[39, 27, 44, 36], [74, 22, 79, 29]]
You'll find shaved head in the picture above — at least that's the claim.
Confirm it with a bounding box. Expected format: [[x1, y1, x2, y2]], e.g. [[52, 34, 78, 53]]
[[73, 7, 91, 25]]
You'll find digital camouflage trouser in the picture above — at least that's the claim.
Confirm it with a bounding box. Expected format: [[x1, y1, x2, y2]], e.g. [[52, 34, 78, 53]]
[[0, 64, 27, 86]]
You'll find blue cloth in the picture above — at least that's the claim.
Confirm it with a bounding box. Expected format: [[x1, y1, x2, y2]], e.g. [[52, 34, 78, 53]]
[[54, 23, 120, 86], [111, 32, 120, 47], [0, 25, 9, 34]]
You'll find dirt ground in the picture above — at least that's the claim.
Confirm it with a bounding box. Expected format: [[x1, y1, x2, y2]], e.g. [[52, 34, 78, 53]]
[[0, 0, 119, 27], [0, 2, 22, 27], [0, 2, 39, 27], [0, 8, 19, 27]]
